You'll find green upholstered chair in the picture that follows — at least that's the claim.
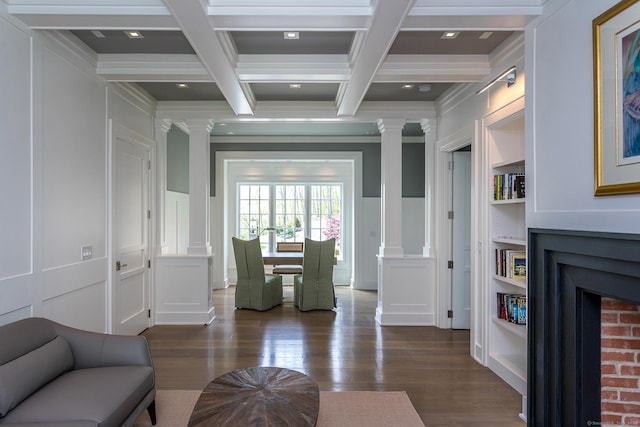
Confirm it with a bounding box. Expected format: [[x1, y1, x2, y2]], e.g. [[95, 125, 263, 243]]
[[294, 238, 337, 311], [232, 237, 283, 311]]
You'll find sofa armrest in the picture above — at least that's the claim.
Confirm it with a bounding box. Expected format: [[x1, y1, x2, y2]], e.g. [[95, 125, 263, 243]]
[[51, 322, 153, 369]]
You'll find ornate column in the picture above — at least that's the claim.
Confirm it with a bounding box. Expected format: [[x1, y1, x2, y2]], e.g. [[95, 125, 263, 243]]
[[154, 118, 171, 256], [375, 118, 436, 327], [377, 118, 405, 257], [154, 118, 215, 325], [421, 119, 437, 257], [185, 119, 213, 255]]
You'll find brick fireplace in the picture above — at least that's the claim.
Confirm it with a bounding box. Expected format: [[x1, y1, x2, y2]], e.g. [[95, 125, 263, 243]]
[[601, 297, 640, 426], [529, 229, 640, 426]]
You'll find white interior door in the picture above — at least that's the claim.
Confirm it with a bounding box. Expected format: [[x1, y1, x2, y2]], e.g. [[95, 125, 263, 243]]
[[113, 133, 151, 335], [452, 150, 472, 329]]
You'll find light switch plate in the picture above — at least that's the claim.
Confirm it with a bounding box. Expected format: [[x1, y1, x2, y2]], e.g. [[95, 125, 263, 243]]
[[81, 245, 92, 260]]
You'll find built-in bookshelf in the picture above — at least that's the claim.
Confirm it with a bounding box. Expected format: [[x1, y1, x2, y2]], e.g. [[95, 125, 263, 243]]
[[483, 98, 527, 421]]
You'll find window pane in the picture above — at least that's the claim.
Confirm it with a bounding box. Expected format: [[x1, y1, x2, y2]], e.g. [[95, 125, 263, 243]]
[[238, 184, 270, 248], [275, 184, 305, 242], [310, 184, 342, 255]]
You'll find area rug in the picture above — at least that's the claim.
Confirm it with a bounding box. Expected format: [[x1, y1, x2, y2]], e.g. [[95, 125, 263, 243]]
[[134, 390, 425, 426]]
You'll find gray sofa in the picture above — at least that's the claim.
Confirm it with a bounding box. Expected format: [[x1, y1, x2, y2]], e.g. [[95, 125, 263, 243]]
[[0, 317, 156, 426]]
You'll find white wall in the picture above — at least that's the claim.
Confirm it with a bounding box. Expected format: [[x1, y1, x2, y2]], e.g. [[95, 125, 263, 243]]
[[526, 0, 640, 233], [0, 12, 157, 331], [0, 11, 35, 325], [0, 20, 110, 330]]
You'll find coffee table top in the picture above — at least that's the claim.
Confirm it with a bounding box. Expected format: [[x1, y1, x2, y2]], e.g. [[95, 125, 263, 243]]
[[188, 366, 319, 427]]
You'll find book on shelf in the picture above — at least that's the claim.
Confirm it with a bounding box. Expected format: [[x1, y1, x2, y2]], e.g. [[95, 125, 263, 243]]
[[495, 249, 526, 279], [493, 173, 525, 200], [496, 293, 527, 325]]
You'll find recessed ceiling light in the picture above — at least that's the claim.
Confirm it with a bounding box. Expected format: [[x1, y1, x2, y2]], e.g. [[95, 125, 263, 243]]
[[125, 31, 143, 39], [284, 32, 299, 40], [176, 83, 189, 89], [441, 31, 459, 39], [401, 84, 414, 89], [418, 84, 432, 93], [479, 31, 493, 39], [289, 83, 301, 89], [91, 30, 105, 38]]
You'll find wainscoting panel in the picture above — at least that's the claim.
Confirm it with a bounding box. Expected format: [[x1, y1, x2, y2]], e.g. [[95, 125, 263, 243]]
[[155, 255, 215, 325], [375, 255, 436, 325], [42, 280, 107, 333]]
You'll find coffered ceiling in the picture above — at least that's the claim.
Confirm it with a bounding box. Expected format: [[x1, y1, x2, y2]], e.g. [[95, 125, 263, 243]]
[[6, 0, 544, 136]]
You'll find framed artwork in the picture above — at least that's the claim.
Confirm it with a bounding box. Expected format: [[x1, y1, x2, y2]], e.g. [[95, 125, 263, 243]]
[[594, 0, 640, 195]]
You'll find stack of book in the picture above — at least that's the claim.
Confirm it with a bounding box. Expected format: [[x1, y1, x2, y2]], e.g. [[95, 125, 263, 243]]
[[493, 173, 525, 200], [497, 293, 527, 325], [495, 249, 526, 280]]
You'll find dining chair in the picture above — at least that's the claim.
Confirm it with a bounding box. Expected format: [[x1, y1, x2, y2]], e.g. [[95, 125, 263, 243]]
[[232, 237, 283, 311], [272, 241, 304, 275], [294, 238, 337, 311]]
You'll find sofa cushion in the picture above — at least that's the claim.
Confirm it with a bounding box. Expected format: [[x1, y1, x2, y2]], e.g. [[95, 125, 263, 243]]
[[0, 336, 73, 417], [0, 318, 58, 366], [0, 366, 154, 427]]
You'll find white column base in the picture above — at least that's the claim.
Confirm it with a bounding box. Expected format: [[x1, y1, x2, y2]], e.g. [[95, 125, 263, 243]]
[[154, 255, 215, 325], [375, 255, 436, 326]]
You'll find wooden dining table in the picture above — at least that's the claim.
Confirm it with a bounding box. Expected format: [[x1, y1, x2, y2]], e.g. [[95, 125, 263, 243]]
[[262, 252, 337, 265], [262, 251, 304, 265]]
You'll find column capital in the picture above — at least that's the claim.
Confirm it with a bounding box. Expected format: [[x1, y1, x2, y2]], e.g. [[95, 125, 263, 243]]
[[420, 119, 438, 145], [377, 118, 405, 134], [155, 118, 172, 134], [420, 118, 437, 134], [185, 118, 214, 133]]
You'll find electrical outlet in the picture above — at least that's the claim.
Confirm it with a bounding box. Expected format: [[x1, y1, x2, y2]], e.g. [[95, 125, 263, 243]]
[[81, 245, 92, 261]]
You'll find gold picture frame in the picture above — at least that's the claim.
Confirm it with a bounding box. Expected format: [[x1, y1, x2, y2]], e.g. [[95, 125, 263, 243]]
[[594, 0, 640, 195]]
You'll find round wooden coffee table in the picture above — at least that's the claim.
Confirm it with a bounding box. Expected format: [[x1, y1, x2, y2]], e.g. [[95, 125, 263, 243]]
[[188, 366, 319, 426]]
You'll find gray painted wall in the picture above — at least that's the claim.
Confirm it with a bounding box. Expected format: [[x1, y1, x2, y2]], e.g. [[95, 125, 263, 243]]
[[165, 131, 425, 197], [167, 125, 189, 193]]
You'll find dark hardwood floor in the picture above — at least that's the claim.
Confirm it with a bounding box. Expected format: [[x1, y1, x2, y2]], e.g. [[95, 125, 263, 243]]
[[143, 286, 525, 426]]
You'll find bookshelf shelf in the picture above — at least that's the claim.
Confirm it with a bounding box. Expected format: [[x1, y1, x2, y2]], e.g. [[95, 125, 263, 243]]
[[493, 275, 527, 290], [492, 159, 525, 168], [482, 97, 527, 419], [492, 316, 527, 339], [493, 237, 526, 246], [490, 198, 525, 205]]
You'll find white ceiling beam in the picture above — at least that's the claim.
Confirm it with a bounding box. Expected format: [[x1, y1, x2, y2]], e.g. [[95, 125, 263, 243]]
[[236, 55, 350, 82], [161, 0, 254, 115], [7, 1, 178, 29], [156, 99, 433, 123], [374, 54, 491, 82], [209, 15, 369, 32], [96, 54, 212, 81], [94, 52, 490, 84], [336, 0, 417, 116]]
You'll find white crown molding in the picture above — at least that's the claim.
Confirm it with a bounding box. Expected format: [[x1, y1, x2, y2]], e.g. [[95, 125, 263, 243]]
[[110, 82, 158, 115], [488, 31, 524, 66], [435, 82, 476, 117], [38, 29, 98, 68]]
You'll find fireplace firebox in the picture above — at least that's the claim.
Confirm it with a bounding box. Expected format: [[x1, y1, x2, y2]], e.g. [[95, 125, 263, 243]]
[[529, 229, 640, 426]]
